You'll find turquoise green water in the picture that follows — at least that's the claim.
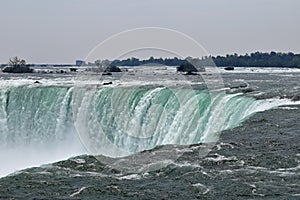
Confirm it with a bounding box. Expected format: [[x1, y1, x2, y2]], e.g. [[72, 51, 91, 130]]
[[0, 86, 280, 157]]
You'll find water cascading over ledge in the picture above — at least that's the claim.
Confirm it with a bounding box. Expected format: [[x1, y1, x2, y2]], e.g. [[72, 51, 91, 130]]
[[0, 85, 294, 158]]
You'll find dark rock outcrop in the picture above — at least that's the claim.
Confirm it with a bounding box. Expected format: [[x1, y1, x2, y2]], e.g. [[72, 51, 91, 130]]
[[2, 66, 33, 73], [104, 66, 121, 72], [103, 82, 113, 85], [177, 58, 205, 73], [224, 66, 234, 71], [184, 71, 198, 75]]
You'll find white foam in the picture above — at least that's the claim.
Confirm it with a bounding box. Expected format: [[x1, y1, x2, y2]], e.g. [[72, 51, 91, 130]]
[[277, 106, 298, 110], [118, 174, 141, 180], [221, 67, 300, 74], [0, 145, 86, 178], [70, 187, 88, 197]]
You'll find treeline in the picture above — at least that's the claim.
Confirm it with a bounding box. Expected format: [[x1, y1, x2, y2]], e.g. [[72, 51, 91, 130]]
[[110, 52, 300, 68], [211, 52, 300, 68], [111, 57, 184, 66]]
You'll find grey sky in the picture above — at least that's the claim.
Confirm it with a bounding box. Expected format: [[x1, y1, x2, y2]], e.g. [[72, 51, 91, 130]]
[[0, 0, 299, 63]]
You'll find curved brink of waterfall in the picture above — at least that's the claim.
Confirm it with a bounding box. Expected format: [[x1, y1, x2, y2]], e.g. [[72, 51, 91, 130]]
[[0, 85, 297, 159]]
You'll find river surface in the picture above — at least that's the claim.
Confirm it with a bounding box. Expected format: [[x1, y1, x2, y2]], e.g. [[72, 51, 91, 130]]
[[0, 67, 299, 199]]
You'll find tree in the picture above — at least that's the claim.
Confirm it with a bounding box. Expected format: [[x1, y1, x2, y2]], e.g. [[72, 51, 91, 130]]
[[2, 57, 33, 73], [8, 56, 26, 67]]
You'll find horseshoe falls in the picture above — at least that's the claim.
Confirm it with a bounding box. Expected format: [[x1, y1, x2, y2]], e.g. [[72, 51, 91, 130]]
[[0, 85, 295, 176]]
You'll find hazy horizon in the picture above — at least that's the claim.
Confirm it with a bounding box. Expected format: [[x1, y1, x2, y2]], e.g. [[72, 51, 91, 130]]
[[0, 0, 299, 64]]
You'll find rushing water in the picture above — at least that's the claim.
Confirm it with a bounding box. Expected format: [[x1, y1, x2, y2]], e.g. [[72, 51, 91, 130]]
[[0, 84, 297, 177], [0, 71, 300, 199]]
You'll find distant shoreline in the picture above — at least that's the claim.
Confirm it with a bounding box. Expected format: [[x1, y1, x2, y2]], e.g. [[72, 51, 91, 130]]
[[1, 52, 300, 69]]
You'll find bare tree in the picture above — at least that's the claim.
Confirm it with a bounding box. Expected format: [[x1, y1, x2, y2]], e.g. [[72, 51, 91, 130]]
[[3, 57, 32, 73], [8, 56, 26, 67]]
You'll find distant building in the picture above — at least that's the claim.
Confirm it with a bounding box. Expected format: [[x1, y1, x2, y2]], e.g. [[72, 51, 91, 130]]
[[76, 60, 86, 66]]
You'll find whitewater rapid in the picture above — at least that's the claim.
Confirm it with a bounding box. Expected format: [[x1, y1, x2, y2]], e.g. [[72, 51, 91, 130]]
[[0, 83, 298, 177]]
